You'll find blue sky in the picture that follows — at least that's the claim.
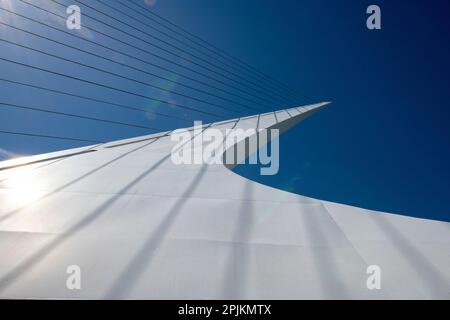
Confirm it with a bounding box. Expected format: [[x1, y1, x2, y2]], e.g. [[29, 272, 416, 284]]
[[0, 0, 449, 221]]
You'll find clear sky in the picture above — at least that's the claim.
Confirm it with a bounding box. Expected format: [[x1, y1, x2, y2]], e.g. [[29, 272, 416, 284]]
[[0, 0, 449, 221]]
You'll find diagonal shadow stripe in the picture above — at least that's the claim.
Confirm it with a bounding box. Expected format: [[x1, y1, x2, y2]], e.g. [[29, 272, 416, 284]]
[[0, 143, 169, 292], [105, 164, 209, 298], [105, 121, 239, 298], [0, 125, 213, 293], [221, 178, 254, 299], [369, 213, 449, 298], [0, 139, 158, 223]]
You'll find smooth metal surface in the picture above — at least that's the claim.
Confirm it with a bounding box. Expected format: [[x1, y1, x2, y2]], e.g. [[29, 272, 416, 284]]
[[0, 102, 448, 299]]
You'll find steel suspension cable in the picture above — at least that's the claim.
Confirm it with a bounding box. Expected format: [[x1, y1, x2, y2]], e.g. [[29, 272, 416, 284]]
[[0, 6, 276, 110], [122, 0, 309, 100], [19, 0, 291, 106]]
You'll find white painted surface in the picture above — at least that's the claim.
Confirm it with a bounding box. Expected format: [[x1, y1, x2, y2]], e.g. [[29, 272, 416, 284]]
[[0, 102, 448, 299]]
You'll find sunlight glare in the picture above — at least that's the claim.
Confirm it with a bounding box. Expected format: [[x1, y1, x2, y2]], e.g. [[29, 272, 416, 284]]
[[4, 170, 45, 208]]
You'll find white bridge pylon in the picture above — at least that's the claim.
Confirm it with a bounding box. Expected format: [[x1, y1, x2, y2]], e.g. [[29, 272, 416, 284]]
[[0, 102, 449, 299]]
